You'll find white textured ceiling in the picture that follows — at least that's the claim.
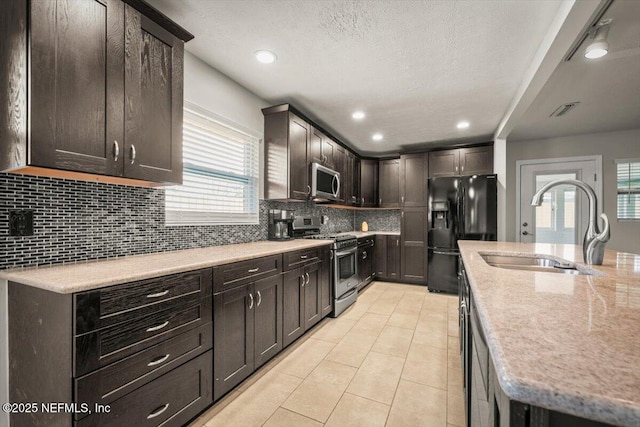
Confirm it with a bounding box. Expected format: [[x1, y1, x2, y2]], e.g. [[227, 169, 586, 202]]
[[509, 0, 640, 141], [148, 0, 563, 154]]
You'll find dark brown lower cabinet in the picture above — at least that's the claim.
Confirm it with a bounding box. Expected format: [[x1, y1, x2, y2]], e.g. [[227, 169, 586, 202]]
[[386, 235, 400, 280], [283, 262, 323, 347], [254, 275, 283, 369], [304, 262, 321, 329], [400, 207, 427, 284], [374, 235, 387, 278], [320, 247, 333, 317], [213, 274, 283, 401], [282, 268, 305, 347], [77, 351, 212, 427], [213, 284, 254, 401]]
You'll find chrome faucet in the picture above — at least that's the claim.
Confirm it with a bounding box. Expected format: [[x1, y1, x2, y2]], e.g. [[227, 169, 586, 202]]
[[531, 179, 610, 265]]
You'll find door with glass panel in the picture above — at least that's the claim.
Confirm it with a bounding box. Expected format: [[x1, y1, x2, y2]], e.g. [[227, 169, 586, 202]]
[[518, 157, 601, 245]]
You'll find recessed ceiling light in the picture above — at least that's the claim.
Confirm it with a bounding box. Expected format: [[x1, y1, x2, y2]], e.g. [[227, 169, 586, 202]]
[[255, 50, 277, 64], [372, 133, 383, 141], [457, 121, 470, 129], [352, 111, 365, 120]]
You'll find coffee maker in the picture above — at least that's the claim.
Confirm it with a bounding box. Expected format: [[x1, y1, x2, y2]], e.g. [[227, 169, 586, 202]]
[[268, 209, 295, 241]]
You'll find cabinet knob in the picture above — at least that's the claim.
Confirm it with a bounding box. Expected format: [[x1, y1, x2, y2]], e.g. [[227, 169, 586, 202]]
[[305, 272, 310, 285], [256, 290, 262, 307], [401, 196, 404, 204], [379, 198, 382, 205], [130, 144, 136, 164], [248, 292, 254, 309], [113, 140, 119, 162], [307, 185, 311, 195]]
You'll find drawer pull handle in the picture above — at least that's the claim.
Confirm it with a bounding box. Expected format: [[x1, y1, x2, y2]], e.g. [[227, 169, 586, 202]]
[[248, 267, 259, 273], [147, 290, 169, 298], [147, 403, 170, 419], [147, 353, 170, 367], [146, 321, 169, 332], [300, 255, 308, 259]]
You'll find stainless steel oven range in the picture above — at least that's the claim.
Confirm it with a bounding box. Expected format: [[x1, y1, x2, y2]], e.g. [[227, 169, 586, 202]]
[[292, 216, 358, 317]]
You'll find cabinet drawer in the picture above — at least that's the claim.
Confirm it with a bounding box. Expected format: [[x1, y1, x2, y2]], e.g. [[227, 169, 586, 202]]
[[283, 248, 320, 271], [213, 254, 281, 293], [75, 269, 212, 335], [75, 323, 212, 415], [76, 350, 213, 427], [75, 298, 212, 376]]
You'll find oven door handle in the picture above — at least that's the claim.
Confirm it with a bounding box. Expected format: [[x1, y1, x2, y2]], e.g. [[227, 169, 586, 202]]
[[336, 288, 357, 302], [336, 248, 357, 257]]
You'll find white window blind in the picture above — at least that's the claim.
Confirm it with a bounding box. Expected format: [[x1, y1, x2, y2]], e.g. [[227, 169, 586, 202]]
[[165, 107, 260, 225], [616, 159, 640, 221]]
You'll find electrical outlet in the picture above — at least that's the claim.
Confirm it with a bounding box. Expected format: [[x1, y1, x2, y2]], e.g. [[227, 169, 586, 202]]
[[9, 210, 34, 236]]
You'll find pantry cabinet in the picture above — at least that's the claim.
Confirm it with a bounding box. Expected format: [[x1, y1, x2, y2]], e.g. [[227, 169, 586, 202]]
[[1, 0, 193, 185]]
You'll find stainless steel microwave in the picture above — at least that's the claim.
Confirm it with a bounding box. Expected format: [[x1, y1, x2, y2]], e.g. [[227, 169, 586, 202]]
[[311, 162, 340, 201]]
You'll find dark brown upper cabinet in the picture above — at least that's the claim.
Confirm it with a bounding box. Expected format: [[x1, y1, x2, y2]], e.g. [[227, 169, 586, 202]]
[[400, 153, 428, 207], [309, 126, 336, 169], [378, 158, 400, 208], [0, 0, 193, 185], [343, 151, 357, 205], [359, 159, 378, 207], [428, 146, 493, 177], [263, 108, 311, 200], [123, 4, 185, 183]]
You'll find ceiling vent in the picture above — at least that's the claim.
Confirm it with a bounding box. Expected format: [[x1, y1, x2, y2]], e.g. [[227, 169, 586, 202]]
[[550, 102, 580, 117]]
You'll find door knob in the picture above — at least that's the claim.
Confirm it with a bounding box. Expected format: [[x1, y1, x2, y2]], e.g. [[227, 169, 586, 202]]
[[522, 231, 534, 236]]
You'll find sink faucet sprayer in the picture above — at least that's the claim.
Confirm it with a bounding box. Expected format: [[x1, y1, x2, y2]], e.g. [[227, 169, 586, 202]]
[[531, 179, 610, 265]]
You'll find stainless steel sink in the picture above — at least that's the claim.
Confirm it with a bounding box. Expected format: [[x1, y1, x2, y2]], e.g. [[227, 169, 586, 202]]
[[480, 254, 596, 275]]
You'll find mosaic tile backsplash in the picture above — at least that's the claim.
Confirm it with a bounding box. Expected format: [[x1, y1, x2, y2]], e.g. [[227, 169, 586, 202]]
[[0, 173, 397, 270]]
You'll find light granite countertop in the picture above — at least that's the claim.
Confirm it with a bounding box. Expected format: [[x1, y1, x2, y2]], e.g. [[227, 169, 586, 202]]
[[0, 239, 333, 294], [458, 240, 640, 426]]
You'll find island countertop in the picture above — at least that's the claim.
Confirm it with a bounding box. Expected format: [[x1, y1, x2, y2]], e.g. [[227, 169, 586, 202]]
[[458, 240, 640, 426], [0, 239, 333, 294]]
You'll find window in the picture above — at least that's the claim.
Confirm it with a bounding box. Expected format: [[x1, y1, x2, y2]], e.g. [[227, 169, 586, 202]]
[[165, 106, 260, 225], [616, 159, 640, 221]]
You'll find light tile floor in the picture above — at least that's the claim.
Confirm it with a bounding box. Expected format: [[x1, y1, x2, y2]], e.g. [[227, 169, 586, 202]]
[[190, 281, 465, 427]]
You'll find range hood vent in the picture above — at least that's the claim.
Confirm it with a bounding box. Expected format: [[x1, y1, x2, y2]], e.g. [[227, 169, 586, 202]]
[[550, 102, 580, 117]]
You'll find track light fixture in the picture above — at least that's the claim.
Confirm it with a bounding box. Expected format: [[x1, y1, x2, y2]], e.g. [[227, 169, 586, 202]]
[[584, 21, 611, 59]]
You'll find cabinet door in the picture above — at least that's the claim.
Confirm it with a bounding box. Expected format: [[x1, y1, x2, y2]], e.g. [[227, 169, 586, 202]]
[[254, 275, 283, 369], [460, 146, 493, 175], [429, 149, 460, 177], [401, 208, 428, 283], [304, 263, 321, 330], [401, 153, 428, 207], [335, 145, 346, 202], [288, 114, 311, 199], [30, 0, 124, 176], [353, 157, 361, 206], [360, 159, 378, 207], [379, 159, 400, 207], [123, 5, 184, 184], [213, 285, 254, 401], [320, 248, 333, 318], [282, 268, 305, 347], [342, 149, 354, 205], [374, 235, 387, 279], [357, 247, 367, 285], [386, 235, 400, 279], [309, 127, 324, 165], [322, 137, 336, 169]]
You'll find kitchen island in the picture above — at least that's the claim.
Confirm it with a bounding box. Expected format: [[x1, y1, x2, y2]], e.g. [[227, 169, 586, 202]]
[[458, 240, 640, 426]]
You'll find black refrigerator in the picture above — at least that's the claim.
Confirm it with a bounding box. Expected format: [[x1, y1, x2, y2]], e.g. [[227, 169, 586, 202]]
[[427, 174, 497, 293]]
